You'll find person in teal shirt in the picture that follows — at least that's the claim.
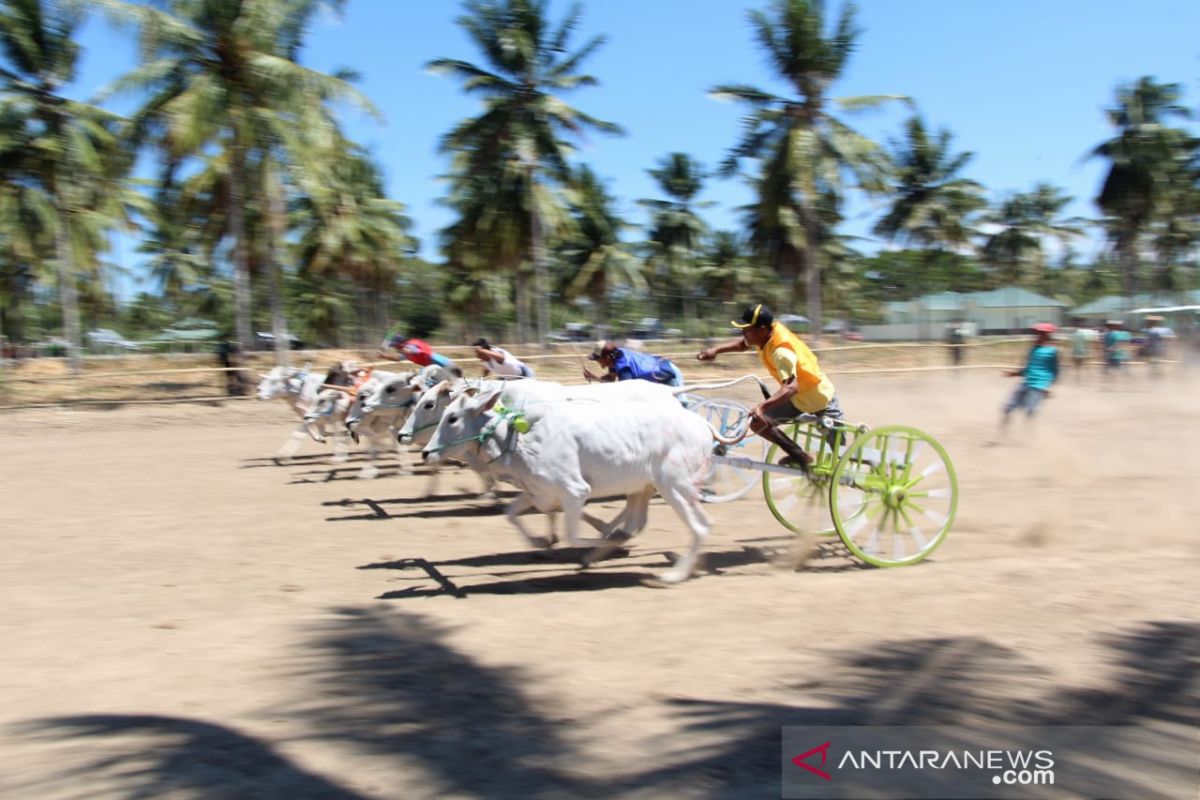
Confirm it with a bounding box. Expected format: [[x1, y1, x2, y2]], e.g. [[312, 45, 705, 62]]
[[1102, 320, 1131, 373], [1001, 323, 1059, 429]]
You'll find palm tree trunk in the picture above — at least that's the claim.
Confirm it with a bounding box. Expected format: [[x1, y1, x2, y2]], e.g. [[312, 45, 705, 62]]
[[514, 268, 531, 344], [353, 284, 368, 346], [52, 186, 82, 374], [527, 163, 548, 348], [227, 141, 254, 351], [799, 203, 822, 345], [377, 291, 389, 345], [683, 292, 696, 338], [266, 162, 290, 366], [1119, 235, 1138, 312], [777, 248, 800, 313]]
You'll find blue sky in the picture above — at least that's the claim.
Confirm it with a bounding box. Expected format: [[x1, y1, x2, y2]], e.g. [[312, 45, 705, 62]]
[[72, 0, 1200, 298]]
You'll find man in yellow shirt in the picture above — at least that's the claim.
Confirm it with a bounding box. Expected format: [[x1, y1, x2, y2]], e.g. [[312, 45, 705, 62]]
[[697, 304, 842, 471]]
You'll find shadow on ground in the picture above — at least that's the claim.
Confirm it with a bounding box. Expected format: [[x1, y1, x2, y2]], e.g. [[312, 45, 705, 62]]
[[21, 617, 1196, 798]]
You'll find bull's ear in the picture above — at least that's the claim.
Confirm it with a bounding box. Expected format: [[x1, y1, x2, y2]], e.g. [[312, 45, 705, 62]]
[[479, 388, 503, 414], [433, 380, 452, 396], [468, 387, 502, 415]]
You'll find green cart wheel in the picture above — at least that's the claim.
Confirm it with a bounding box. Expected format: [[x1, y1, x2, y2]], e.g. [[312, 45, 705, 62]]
[[829, 425, 958, 567], [690, 397, 763, 503], [763, 420, 861, 536]]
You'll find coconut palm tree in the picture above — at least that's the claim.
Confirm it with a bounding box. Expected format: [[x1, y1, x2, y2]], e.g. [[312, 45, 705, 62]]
[[875, 114, 985, 334], [639, 152, 710, 332], [696, 229, 777, 311], [0, 0, 133, 371], [97, 0, 372, 360], [292, 140, 415, 345], [1090, 77, 1193, 306], [711, 0, 904, 340], [429, 0, 622, 344], [980, 183, 1085, 288], [561, 164, 643, 335], [0, 100, 54, 345], [875, 115, 984, 251]]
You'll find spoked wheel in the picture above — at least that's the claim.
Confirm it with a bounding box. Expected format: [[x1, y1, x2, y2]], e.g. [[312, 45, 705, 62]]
[[763, 420, 860, 536], [690, 397, 762, 503], [829, 425, 958, 567]]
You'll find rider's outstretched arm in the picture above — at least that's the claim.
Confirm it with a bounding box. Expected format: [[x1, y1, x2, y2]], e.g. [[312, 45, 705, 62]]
[[698, 338, 749, 361]]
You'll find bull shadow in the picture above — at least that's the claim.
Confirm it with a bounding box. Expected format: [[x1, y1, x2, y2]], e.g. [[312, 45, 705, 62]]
[[21, 618, 1196, 798], [377, 570, 654, 599], [327, 503, 509, 522], [360, 550, 652, 599], [240, 452, 389, 469], [322, 490, 520, 509], [357, 543, 865, 600], [359, 546, 632, 571], [323, 492, 634, 522], [287, 466, 406, 485]]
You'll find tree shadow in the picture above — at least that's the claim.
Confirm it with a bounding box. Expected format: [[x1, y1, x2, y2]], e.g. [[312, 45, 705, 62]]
[[16, 714, 366, 800], [20, 616, 1195, 798], [284, 607, 606, 797], [619, 622, 1198, 797]]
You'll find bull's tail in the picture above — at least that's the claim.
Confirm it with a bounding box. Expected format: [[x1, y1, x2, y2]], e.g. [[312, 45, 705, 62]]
[[697, 416, 749, 445]]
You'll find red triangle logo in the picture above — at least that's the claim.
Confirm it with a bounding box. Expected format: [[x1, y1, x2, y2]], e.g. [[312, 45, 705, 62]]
[[791, 741, 832, 781]]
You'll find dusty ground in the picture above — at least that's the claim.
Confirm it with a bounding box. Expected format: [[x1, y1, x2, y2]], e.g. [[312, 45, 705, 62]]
[[0, 365, 1196, 799]]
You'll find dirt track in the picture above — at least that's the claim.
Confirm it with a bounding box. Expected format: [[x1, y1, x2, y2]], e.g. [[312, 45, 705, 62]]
[[1, 367, 1196, 798]]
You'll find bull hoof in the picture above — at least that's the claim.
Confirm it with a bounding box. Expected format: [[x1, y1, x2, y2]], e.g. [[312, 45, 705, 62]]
[[655, 568, 692, 585], [525, 536, 553, 550]]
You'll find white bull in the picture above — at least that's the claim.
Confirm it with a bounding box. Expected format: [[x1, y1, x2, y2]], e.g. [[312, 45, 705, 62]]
[[400, 377, 674, 514], [256, 364, 353, 462], [305, 368, 421, 479], [422, 383, 717, 583]]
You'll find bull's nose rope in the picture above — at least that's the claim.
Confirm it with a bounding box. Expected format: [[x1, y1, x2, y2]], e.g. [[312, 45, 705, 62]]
[[424, 403, 530, 455]]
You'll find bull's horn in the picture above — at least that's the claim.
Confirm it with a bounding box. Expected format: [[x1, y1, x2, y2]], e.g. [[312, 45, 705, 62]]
[[258, 372, 271, 379], [321, 383, 355, 394]]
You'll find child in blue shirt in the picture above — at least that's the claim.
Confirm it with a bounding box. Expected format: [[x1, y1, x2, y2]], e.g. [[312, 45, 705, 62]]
[[1001, 323, 1059, 429]]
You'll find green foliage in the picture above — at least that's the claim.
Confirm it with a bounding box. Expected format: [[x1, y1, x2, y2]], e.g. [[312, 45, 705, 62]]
[[711, 0, 905, 331], [430, 0, 621, 343]]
